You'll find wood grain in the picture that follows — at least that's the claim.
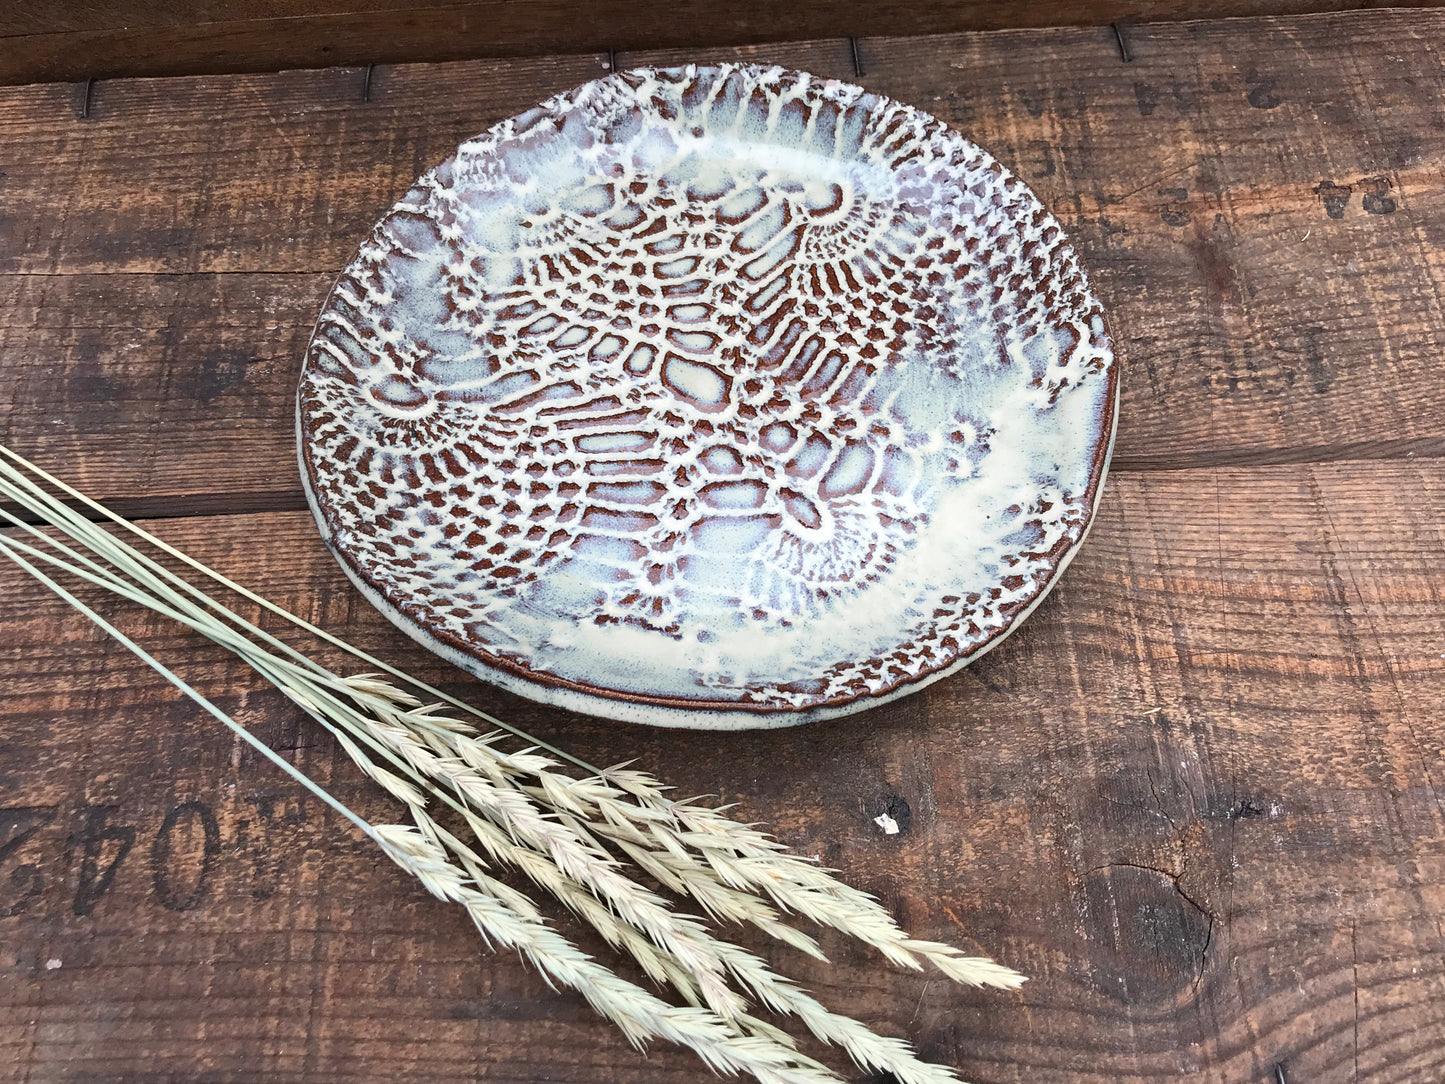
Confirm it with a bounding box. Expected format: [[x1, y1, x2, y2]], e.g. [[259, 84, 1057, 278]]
[[4, 8, 1445, 1082], [4, 13, 1445, 516], [2, 0, 1440, 87], [4, 460, 1445, 1082]]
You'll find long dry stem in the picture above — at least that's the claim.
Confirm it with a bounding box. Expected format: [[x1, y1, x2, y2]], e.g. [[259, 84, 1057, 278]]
[[0, 535, 843, 1084], [0, 442, 1022, 989], [0, 442, 1024, 1083]]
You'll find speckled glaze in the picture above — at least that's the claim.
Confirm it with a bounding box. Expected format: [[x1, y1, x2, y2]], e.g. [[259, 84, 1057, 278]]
[[298, 64, 1118, 728]]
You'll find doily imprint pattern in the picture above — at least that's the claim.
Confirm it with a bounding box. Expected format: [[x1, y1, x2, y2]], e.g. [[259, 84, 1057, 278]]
[[299, 64, 1117, 725]]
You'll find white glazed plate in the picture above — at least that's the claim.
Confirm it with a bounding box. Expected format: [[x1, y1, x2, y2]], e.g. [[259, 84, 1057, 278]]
[[298, 64, 1119, 728]]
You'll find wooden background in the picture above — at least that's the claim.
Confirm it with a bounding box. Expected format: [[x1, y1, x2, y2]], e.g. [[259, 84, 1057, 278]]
[[3, 0, 1444, 85], [4, 7, 1445, 1083]]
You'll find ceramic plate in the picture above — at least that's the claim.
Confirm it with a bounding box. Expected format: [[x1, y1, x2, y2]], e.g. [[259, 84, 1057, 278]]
[[298, 64, 1118, 728]]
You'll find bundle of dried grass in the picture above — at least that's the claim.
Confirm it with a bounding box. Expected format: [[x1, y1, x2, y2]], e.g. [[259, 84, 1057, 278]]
[[0, 442, 1022, 1084]]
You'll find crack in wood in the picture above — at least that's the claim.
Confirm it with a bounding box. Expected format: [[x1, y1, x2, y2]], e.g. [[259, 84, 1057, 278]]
[[1088, 860, 1216, 996], [1114, 436, 1445, 471], [3, 431, 1439, 529]]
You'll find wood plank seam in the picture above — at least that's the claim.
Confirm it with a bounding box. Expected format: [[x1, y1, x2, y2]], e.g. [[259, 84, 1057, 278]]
[[7, 1, 1445, 87], [6, 433, 1444, 531]]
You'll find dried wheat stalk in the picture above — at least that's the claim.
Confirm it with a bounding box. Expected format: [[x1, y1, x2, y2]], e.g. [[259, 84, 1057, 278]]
[[0, 441, 1024, 1083]]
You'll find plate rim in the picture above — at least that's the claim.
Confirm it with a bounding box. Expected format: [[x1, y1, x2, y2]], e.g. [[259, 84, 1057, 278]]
[[296, 61, 1121, 727]]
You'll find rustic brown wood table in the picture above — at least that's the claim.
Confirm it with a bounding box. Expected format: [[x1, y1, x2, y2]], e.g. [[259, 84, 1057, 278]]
[[4, 7, 1445, 1082]]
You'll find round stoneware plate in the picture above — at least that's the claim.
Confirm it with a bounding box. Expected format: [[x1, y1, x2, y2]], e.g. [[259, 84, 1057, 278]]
[[298, 64, 1119, 729]]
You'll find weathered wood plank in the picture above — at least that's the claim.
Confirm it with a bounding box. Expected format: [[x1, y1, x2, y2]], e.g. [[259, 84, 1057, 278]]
[[0, 271, 330, 514], [5, 12, 1445, 1079], [2, 0, 1438, 87], [3, 459, 1444, 1081], [3, 14, 1444, 515]]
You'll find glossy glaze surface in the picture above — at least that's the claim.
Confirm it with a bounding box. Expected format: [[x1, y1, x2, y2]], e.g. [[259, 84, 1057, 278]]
[[298, 64, 1117, 726]]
